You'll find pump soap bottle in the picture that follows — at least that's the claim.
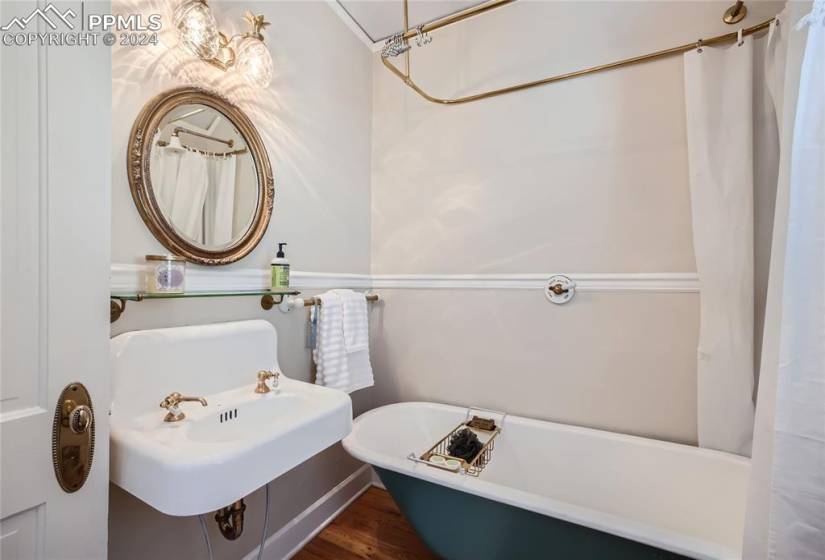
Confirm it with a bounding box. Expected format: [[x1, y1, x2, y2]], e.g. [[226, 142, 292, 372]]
[[271, 243, 290, 289]]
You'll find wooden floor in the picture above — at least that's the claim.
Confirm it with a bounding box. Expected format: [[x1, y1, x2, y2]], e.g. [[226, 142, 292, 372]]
[[293, 486, 439, 560]]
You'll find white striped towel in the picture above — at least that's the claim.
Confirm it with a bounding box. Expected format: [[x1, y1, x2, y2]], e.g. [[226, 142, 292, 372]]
[[334, 289, 369, 353], [312, 290, 374, 393]]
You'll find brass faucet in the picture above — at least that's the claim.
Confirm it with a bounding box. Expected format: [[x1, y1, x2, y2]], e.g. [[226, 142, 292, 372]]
[[254, 370, 280, 394], [159, 392, 207, 422]]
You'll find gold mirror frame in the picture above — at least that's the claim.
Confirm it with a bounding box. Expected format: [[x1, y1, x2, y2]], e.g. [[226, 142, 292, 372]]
[[127, 86, 274, 265]]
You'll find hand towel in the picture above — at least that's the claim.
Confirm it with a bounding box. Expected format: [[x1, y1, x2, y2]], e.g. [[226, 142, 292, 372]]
[[333, 289, 369, 353], [312, 291, 373, 393]]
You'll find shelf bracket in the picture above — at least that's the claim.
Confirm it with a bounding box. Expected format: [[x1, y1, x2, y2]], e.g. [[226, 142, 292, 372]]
[[110, 298, 127, 323], [260, 294, 286, 310]]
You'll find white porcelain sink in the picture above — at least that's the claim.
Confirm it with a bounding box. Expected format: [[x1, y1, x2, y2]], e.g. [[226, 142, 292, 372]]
[[110, 320, 352, 516]]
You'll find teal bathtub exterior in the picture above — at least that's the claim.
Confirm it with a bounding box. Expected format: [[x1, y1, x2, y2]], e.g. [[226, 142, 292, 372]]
[[376, 467, 690, 560]]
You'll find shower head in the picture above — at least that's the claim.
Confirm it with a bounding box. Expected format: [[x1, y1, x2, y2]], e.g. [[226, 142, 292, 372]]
[[381, 33, 411, 59]]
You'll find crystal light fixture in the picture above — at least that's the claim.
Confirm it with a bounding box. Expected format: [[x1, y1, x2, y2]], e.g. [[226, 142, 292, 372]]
[[173, 2, 273, 89], [235, 13, 273, 88], [237, 36, 273, 88], [174, 0, 219, 60]]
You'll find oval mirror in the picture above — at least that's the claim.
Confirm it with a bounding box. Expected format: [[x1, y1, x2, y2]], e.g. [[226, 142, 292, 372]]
[[128, 87, 273, 265]]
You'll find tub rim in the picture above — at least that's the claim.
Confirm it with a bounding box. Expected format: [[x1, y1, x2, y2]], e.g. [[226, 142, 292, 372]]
[[343, 401, 749, 560]]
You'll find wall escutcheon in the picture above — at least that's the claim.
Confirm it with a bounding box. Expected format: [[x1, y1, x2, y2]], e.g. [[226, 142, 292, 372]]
[[545, 275, 576, 304]]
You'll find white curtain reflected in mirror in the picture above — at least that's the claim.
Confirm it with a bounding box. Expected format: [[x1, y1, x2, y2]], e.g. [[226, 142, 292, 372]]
[[148, 103, 259, 250]]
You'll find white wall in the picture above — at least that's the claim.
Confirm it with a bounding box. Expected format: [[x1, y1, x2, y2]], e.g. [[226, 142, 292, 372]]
[[109, 1, 374, 558], [369, 1, 782, 443]]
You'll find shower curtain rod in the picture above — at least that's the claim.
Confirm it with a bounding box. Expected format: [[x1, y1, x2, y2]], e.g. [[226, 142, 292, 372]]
[[156, 139, 247, 157], [382, 0, 775, 105], [173, 126, 235, 147]]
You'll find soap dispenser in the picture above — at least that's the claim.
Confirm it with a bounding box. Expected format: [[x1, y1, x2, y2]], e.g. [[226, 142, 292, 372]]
[[271, 243, 290, 289]]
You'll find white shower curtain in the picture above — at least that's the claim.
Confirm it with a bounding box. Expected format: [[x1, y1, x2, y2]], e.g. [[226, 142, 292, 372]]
[[150, 144, 184, 216], [170, 150, 209, 241], [684, 37, 756, 455], [204, 156, 238, 247], [744, 1, 825, 557]]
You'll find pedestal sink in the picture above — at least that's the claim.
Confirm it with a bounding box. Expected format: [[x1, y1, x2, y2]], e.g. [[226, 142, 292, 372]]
[[110, 320, 352, 516]]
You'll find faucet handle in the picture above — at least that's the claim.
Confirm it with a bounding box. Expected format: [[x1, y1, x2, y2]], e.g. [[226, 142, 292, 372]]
[[159, 392, 207, 422], [255, 370, 280, 394]]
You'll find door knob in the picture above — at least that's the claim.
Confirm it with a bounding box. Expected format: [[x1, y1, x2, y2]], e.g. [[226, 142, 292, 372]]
[[69, 405, 92, 434]]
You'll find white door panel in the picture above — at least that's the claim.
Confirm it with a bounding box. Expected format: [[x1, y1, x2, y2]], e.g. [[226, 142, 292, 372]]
[[0, 507, 41, 560], [1, 1, 111, 558]]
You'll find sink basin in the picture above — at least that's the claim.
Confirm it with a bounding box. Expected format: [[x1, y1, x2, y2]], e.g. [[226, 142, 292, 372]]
[[110, 320, 352, 516]]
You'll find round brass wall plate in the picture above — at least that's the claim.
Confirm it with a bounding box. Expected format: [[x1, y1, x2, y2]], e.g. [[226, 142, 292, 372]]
[[723, 3, 747, 24], [52, 382, 95, 493]]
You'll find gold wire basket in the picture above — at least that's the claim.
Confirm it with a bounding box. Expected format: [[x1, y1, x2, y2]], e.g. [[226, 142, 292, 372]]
[[407, 406, 505, 477]]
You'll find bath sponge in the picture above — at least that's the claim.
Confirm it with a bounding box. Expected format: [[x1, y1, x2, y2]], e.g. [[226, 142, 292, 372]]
[[447, 428, 483, 462]]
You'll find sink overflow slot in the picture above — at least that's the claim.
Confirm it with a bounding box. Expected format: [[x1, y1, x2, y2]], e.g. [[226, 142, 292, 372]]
[[219, 409, 238, 423]]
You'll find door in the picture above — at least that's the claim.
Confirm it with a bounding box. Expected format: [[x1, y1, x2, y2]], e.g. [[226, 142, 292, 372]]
[[0, 1, 111, 558]]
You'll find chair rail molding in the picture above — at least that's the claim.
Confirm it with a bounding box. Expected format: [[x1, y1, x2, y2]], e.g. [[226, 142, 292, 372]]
[[111, 265, 698, 293], [370, 272, 699, 292]]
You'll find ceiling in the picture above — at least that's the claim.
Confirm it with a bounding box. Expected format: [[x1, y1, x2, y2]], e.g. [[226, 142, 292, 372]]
[[336, 0, 488, 43]]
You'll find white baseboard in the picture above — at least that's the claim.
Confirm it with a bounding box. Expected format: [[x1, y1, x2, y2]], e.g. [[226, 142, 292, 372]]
[[370, 468, 385, 490], [243, 464, 373, 560]]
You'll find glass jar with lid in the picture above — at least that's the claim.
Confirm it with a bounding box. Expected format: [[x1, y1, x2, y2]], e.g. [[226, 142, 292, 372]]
[[145, 255, 186, 293]]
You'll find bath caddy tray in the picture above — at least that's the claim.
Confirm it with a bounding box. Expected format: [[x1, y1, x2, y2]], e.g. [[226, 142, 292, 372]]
[[408, 406, 505, 477]]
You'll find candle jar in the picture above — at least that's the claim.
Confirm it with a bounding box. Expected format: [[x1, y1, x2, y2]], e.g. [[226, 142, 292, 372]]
[[145, 255, 186, 293]]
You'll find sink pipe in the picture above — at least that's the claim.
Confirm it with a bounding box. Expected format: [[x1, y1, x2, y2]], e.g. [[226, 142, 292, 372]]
[[215, 499, 246, 540]]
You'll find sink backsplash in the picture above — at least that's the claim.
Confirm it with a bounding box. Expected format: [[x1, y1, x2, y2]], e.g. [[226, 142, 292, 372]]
[[110, 320, 280, 421]]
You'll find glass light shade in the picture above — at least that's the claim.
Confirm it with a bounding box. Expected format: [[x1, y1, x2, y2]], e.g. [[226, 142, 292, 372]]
[[236, 37, 273, 88], [174, 0, 219, 60]]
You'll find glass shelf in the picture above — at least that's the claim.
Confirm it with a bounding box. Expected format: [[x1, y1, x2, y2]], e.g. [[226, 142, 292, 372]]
[[110, 289, 301, 323], [111, 289, 300, 301]]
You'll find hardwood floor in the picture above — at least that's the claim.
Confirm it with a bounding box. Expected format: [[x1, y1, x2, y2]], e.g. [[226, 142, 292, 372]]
[[293, 486, 439, 560]]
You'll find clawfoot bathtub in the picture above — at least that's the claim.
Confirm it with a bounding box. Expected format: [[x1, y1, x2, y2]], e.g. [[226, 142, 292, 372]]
[[343, 402, 749, 560]]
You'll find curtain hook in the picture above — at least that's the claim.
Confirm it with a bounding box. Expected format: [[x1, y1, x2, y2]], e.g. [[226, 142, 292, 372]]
[[696, 38, 704, 53], [737, 28, 744, 46]]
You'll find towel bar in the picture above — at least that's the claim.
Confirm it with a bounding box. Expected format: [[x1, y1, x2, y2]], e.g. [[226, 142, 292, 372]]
[[277, 293, 380, 312]]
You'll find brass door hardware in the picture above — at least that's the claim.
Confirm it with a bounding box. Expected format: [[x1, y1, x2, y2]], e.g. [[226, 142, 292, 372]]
[[159, 392, 208, 422], [381, 0, 774, 105], [545, 275, 576, 304], [52, 383, 95, 493], [255, 370, 280, 394], [215, 499, 246, 540]]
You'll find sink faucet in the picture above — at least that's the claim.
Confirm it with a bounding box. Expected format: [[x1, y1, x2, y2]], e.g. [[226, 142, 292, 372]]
[[255, 370, 280, 394], [159, 392, 207, 422]]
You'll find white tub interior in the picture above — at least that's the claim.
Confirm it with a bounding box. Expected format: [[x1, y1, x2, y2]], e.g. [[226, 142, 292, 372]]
[[343, 401, 750, 560]]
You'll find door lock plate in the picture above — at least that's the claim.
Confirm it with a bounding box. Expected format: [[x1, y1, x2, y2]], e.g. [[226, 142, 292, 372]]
[[52, 382, 95, 493]]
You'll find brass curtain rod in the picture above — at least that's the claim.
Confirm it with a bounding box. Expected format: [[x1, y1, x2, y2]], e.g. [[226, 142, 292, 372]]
[[156, 139, 247, 157], [383, 0, 775, 105], [174, 126, 235, 147]]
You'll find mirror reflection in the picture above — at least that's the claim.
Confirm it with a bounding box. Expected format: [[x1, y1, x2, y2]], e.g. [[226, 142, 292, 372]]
[[149, 104, 259, 250]]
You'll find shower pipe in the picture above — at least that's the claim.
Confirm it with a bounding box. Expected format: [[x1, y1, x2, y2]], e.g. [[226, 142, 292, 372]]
[[382, 0, 776, 105]]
